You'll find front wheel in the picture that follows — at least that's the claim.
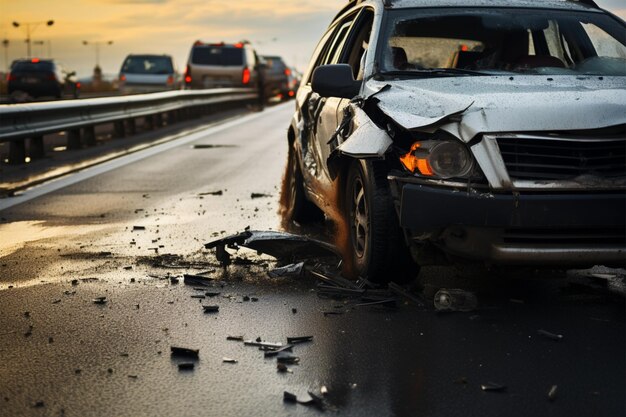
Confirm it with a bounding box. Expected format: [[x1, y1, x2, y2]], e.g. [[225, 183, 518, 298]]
[[344, 160, 418, 283], [281, 142, 323, 225]]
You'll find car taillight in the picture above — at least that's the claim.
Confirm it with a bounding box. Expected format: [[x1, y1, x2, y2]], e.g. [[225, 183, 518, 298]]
[[242, 67, 250, 85], [6, 73, 16, 82], [119, 74, 126, 82], [184, 66, 191, 84], [76, 82, 81, 89], [166, 75, 174, 85], [284, 68, 291, 76]]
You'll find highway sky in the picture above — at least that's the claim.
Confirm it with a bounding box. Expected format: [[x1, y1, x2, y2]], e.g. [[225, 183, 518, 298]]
[[1, 0, 624, 77]]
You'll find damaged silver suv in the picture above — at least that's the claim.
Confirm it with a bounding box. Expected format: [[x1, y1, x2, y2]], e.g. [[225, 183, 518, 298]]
[[285, 0, 626, 281]]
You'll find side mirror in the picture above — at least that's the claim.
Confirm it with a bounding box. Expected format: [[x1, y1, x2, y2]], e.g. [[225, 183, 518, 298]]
[[312, 64, 360, 99]]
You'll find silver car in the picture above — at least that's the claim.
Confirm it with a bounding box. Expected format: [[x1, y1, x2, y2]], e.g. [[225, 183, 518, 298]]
[[118, 54, 180, 94]]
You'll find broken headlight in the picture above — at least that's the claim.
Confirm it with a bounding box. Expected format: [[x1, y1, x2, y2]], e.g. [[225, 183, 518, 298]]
[[400, 139, 474, 179]]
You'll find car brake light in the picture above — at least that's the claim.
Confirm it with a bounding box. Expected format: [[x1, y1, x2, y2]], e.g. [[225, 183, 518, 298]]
[[234, 42, 244, 48], [76, 82, 81, 89], [288, 90, 295, 97], [166, 75, 174, 85], [242, 67, 251, 85], [284, 68, 291, 76], [119, 74, 126, 81], [6, 73, 16, 82], [184, 66, 191, 84], [31, 58, 40, 63]]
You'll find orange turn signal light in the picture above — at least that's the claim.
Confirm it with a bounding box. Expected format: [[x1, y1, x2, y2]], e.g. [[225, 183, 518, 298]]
[[400, 142, 434, 176]]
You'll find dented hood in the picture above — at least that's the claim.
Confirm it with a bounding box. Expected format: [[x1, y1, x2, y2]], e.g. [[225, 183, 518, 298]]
[[368, 76, 626, 140]]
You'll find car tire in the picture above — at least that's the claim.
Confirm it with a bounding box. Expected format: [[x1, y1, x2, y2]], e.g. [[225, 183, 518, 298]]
[[345, 160, 418, 283], [282, 142, 323, 224]]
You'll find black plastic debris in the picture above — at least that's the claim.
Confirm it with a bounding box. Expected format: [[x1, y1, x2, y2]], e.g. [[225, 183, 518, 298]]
[[481, 382, 507, 392], [354, 298, 397, 308], [268, 262, 305, 279], [283, 391, 298, 403], [292, 308, 297, 314], [178, 363, 195, 371], [310, 268, 360, 289], [205, 291, 221, 297], [93, 297, 107, 305], [33, 401, 45, 408], [250, 193, 271, 199], [204, 230, 338, 266], [203, 305, 219, 313], [322, 311, 344, 316], [226, 335, 244, 341], [537, 329, 563, 341], [222, 358, 238, 364], [276, 355, 300, 364], [170, 276, 179, 284], [198, 190, 223, 196], [191, 295, 206, 299], [71, 279, 79, 286], [548, 385, 558, 401], [133, 226, 146, 231], [434, 289, 477, 312], [183, 274, 215, 287], [170, 346, 199, 359], [287, 336, 313, 344], [277, 363, 292, 373]]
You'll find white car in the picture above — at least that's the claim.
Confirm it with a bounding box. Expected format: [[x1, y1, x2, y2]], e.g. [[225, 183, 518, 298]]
[[118, 54, 180, 94]]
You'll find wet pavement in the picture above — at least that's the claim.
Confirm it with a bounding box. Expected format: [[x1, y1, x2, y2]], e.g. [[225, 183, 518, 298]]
[[0, 102, 624, 416]]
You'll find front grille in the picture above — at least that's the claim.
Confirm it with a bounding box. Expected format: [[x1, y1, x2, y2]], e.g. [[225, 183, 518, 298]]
[[503, 228, 626, 245], [496, 135, 626, 180]]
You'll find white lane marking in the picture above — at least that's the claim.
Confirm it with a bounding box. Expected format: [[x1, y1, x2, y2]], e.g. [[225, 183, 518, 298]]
[[0, 103, 291, 211]]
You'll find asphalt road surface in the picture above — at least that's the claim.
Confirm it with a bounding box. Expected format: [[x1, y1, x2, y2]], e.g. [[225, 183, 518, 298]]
[[0, 102, 624, 417]]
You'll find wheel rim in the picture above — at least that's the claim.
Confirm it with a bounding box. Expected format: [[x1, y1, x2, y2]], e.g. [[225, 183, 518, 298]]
[[288, 149, 298, 208], [350, 176, 368, 259]]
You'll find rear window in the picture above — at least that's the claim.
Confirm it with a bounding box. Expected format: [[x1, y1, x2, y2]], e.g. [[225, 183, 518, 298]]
[[264, 57, 287, 71], [191, 47, 244, 66], [12, 61, 54, 72], [121, 56, 174, 74]]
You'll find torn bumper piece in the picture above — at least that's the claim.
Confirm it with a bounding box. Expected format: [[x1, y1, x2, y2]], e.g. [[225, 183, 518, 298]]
[[204, 230, 338, 265], [395, 181, 626, 266]]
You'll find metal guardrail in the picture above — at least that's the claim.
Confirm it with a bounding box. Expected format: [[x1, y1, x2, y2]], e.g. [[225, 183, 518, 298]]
[[0, 88, 258, 163]]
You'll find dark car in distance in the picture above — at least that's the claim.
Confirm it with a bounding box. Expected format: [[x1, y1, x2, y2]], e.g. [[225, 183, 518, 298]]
[[7, 58, 79, 101], [261, 55, 292, 99]]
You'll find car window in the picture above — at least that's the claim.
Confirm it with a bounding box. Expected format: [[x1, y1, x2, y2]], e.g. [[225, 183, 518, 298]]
[[378, 8, 626, 76], [325, 19, 355, 65], [122, 56, 174, 74], [341, 8, 375, 79], [12, 61, 54, 72], [302, 24, 338, 84], [191, 47, 244, 66]]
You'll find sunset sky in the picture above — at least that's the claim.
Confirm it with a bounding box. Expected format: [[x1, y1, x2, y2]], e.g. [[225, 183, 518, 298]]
[[1, 0, 624, 78]]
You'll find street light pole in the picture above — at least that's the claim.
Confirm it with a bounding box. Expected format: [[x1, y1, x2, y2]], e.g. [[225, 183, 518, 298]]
[[82, 40, 113, 67], [2, 39, 8, 72], [12, 20, 54, 58]]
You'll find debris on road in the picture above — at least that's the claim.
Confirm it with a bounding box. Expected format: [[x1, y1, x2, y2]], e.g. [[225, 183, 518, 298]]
[[244, 340, 283, 349], [203, 305, 219, 313], [226, 335, 244, 341], [283, 391, 298, 403], [205, 291, 221, 297], [537, 329, 564, 341], [276, 355, 300, 364], [204, 230, 338, 266], [250, 192, 272, 199], [222, 358, 238, 364], [434, 289, 477, 312], [548, 385, 558, 401], [133, 226, 146, 231], [263, 345, 294, 357], [183, 274, 215, 287], [190, 295, 206, 299], [170, 346, 199, 359], [287, 336, 313, 344], [321, 386, 328, 396], [268, 262, 305, 278], [93, 297, 107, 305], [481, 382, 507, 392], [277, 363, 292, 373], [198, 190, 223, 196], [178, 363, 195, 371]]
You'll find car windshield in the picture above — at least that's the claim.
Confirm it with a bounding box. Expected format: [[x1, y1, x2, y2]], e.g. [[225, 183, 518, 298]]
[[192, 47, 244, 66], [378, 8, 626, 76], [122, 56, 174, 74], [12, 61, 54, 72]]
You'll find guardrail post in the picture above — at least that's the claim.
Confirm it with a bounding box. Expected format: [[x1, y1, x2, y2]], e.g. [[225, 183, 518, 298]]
[[168, 111, 177, 125], [67, 130, 82, 150], [113, 121, 126, 138], [154, 113, 163, 128], [83, 126, 96, 147], [29, 136, 45, 159], [126, 119, 136, 135], [144, 115, 154, 131], [8, 141, 26, 164]]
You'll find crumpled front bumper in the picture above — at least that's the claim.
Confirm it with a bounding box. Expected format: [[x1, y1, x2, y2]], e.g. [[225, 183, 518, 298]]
[[392, 179, 626, 267]]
